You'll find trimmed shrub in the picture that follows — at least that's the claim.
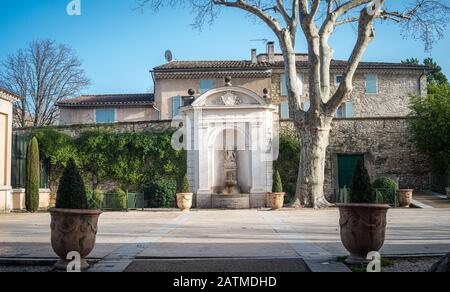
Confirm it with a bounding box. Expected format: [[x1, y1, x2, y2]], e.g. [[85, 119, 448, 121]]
[[273, 169, 283, 193], [26, 137, 40, 212], [143, 179, 177, 208], [56, 159, 89, 209], [274, 133, 300, 203], [179, 174, 190, 193], [350, 159, 375, 204], [104, 188, 126, 210], [373, 177, 398, 205]]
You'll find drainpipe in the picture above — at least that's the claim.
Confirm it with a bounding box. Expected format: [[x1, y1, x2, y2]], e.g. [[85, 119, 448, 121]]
[[149, 70, 161, 120], [418, 69, 427, 96]]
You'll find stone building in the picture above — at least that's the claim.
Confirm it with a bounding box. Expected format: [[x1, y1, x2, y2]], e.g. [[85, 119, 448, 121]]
[[48, 42, 432, 206], [0, 88, 18, 213], [57, 93, 157, 125]]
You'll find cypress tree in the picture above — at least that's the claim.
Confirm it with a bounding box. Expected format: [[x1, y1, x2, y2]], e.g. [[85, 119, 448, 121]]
[[350, 159, 375, 204], [273, 169, 284, 193], [179, 174, 190, 193], [56, 158, 89, 209], [25, 137, 40, 212]]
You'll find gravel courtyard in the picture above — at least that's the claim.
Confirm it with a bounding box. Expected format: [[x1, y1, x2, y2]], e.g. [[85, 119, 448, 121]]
[[0, 208, 449, 272]]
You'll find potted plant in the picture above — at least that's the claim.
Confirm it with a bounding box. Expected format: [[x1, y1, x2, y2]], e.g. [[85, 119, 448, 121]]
[[397, 188, 413, 207], [267, 169, 285, 210], [337, 159, 390, 264], [176, 174, 193, 211], [49, 159, 102, 271]]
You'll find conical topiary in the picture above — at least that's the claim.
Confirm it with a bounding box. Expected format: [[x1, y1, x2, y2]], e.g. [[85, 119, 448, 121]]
[[26, 137, 40, 212], [179, 174, 190, 193], [56, 158, 89, 209], [350, 159, 375, 204], [273, 169, 283, 193]]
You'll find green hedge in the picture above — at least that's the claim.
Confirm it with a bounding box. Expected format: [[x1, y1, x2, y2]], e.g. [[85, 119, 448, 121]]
[[274, 133, 300, 203], [142, 178, 177, 208], [30, 128, 186, 192], [373, 177, 397, 205]]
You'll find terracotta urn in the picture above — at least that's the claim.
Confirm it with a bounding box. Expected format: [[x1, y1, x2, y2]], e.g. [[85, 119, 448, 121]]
[[267, 192, 285, 210], [337, 203, 390, 264], [397, 189, 413, 208], [49, 208, 102, 270], [176, 193, 193, 211]]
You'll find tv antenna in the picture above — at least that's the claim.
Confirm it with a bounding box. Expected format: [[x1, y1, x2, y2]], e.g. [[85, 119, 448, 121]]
[[249, 39, 269, 44], [165, 50, 173, 62]]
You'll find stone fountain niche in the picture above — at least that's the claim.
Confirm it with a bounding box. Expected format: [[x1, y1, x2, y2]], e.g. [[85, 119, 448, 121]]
[[181, 82, 278, 209]]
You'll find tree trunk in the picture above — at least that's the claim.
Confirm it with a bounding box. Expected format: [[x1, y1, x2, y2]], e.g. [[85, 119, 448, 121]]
[[291, 118, 333, 208]]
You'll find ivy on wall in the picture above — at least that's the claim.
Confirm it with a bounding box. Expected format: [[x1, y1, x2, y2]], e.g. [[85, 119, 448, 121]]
[[31, 129, 186, 192]]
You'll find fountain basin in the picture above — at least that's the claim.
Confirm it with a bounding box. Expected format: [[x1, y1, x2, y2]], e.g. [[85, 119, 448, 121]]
[[211, 194, 250, 209]]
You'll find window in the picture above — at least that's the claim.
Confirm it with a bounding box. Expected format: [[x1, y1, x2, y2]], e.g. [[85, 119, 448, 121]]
[[365, 74, 378, 94], [95, 109, 115, 124], [303, 100, 310, 111], [280, 73, 303, 97], [200, 79, 214, 94], [279, 101, 290, 119], [172, 96, 182, 118], [336, 75, 344, 85], [335, 101, 354, 118]]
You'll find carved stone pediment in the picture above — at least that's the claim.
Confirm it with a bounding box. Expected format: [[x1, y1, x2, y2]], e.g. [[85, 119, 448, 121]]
[[221, 91, 242, 106]]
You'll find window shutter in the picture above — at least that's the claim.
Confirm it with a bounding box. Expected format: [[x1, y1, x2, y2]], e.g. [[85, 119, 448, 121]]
[[200, 80, 214, 94], [280, 102, 290, 119], [365, 74, 378, 94], [297, 73, 303, 96], [303, 100, 310, 111], [345, 101, 354, 118], [172, 96, 181, 118], [280, 74, 287, 96]]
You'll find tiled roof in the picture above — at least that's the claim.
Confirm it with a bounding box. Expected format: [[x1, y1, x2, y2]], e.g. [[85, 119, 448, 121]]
[[0, 88, 21, 101], [57, 93, 155, 107], [154, 60, 272, 71], [154, 60, 429, 72]]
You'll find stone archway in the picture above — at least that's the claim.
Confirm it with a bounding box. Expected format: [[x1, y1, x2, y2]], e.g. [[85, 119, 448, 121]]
[[182, 85, 277, 209]]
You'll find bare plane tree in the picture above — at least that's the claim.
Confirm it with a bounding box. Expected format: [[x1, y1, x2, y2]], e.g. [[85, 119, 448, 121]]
[[137, 0, 450, 208], [0, 39, 90, 127]]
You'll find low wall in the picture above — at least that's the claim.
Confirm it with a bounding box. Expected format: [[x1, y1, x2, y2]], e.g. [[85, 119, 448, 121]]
[[11, 189, 52, 211], [14, 120, 175, 138], [14, 118, 432, 205]]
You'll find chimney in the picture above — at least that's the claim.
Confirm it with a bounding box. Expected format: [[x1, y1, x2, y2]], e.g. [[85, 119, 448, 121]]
[[251, 49, 257, 64], [267, 41, 275, 63]]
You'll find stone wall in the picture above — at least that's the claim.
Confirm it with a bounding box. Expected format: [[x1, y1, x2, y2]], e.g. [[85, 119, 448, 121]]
[[15, 118, 432, 205], [15, 120, 175, 138], [281, 118, 432, 201]]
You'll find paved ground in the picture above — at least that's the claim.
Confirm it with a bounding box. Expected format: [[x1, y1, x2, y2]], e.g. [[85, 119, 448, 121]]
[[1, 208, 449, 272], [413, 191, 450, 208]]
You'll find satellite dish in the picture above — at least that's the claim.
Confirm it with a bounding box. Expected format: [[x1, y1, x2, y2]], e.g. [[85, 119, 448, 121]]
[[165, 50, 173, 62]]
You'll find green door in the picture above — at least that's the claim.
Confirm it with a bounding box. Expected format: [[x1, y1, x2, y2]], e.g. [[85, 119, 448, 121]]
[[338, 155, 364, 189]]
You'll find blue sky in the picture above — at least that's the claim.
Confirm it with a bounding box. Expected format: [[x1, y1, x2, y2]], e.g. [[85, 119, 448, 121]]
[[0, 0, 449, 95]]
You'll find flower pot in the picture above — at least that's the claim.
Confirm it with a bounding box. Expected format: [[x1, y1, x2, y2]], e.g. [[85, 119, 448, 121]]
[[337, 203, 389, 264], [397, 189, 413, 208], [267, 192, 285, 210], [49, 208, 102, 270], [176, 193, 193, 211]]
